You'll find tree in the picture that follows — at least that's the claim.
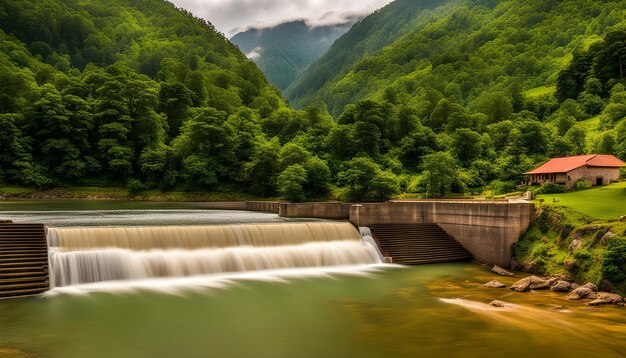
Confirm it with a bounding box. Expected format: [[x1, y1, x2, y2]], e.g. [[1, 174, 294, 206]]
[[397, 126, 438, 170], [337, 157, 380, 202], [370, 170, 400, 201], [565, 126, 587, 155], [158, 81, 195, 139], [471, 92, 513, 123], [303, 156, 331, 197], [451, 128, 482, 164], [593, 29, 626, 84], [245, 137, 281, 196], [277, 164, 308, 202], [596, 132, 616, 155], [421, 152, 457, 198], [279, 143, 311, 170]]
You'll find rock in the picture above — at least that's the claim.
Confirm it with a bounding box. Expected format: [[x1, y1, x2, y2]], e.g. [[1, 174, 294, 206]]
[[620, 215, 626, 222], [510, 277, 531, 292], [601, 231, 616, 245], [483, 280, 506, 288], [489, 300, 507, 308], [491, 265, 514, 276], [587, 291, 597, 300], [597, 292, 623, 304], [519, 260, 542, 273], [550, 280, 571, 292], [548, 274, 573, 286], [563, 259, 577, 270], [529, 276, 550, 290], [582, 282, 598, 292], [568, 238, 582, 253], [587, 299, 609, 306], [571, 283, 581, 290], [510, 276, 549, 292], [567, 287, 592, 300]]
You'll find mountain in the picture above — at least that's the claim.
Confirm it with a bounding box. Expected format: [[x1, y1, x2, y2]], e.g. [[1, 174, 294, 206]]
[[286, 0, 626, 117], [231, 19, 358, 91], [285, 0, 453, 112]]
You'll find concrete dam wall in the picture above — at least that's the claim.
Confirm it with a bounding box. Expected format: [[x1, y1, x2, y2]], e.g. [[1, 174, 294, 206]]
[[280, 200, 536, 268]]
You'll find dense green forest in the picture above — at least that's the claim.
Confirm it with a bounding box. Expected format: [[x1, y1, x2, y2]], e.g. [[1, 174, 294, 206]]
[[231, 20, 356, 91], [1, 0, 626, 203]]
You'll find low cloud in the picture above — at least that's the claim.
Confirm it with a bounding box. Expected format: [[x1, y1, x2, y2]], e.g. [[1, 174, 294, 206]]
[[169, 0, 392, 36], [245, 46, 262, 60]]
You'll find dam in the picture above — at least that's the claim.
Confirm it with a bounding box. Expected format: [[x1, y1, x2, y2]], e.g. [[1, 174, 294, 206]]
[[0, 199, 535, 298]]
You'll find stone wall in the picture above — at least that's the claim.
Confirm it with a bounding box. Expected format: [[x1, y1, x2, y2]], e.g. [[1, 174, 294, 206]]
[[566, 166, 621, 188], [350, 200, 536, 267], [196, 202, 248, 210], [246, 201, 280, 213], [278, 202, 352, 219]]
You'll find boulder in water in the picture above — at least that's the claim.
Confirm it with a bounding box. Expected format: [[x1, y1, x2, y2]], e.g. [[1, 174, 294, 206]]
[[582, 282, 598, 292], [550, 280, 571, 292], [567, 287, 592, 300], [491, 265, 514, 276], [489, 300, 508, 308], [483, 280, 506, 288], [586, 292, 623, 306], [510, 276, 549, 292]]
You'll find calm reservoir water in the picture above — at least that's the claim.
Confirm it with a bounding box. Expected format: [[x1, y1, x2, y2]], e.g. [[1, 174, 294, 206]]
[[0, 205, 624, 358]]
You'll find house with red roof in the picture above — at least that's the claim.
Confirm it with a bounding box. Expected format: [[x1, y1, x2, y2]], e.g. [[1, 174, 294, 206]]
[[524, 154, 626, 188]]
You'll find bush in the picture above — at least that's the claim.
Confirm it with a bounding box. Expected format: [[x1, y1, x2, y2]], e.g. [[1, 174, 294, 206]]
[[574, 179, 592, 190], [127, 179, 148, 195], [602, 237, 626, 283], [488, 180, 517, 195], [277, 165, 308, 202], [536, 182, 566, 194], [620, 167, 626, 180]]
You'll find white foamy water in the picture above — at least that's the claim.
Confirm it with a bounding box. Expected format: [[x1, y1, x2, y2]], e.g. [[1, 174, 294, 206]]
[[45, 264, 395, 296], [46, 222, 386, 291], [48, 241, 380, 287]]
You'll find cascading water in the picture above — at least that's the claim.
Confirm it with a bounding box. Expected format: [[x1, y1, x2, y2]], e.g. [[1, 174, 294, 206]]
[[47, 222, 383, 288]]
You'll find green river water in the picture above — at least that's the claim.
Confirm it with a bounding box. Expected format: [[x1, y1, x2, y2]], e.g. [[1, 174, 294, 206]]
[[1, 263, 625, 358]]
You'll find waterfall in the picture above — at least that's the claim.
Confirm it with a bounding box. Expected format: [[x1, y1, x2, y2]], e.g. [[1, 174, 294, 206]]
[[47, 222, 382, 288]]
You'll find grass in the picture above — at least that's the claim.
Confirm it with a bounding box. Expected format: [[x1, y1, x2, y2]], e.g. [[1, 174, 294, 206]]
[[525, 85, 556, 98], [537, 182, 626, 220], [0, 185, 278, 202]]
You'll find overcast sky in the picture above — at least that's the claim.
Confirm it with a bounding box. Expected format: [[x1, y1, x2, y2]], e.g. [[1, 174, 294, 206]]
[[169, 0, 393, 36]]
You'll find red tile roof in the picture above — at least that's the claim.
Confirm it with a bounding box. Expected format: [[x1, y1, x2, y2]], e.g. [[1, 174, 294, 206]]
[[525, 155, 626, 175]]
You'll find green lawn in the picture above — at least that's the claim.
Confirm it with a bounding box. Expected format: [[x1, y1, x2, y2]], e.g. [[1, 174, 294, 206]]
[[525, 85, 556, 98], [537, 182, 626, 220]]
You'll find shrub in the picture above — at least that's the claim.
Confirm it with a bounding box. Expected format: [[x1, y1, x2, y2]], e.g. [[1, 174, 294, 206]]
[[127, 179, 148, 195], [536, 181, 566, 194], [488, 180, 517, 195], [602, 237, 626, 283], [277, 165, 308, 202], [620, 167, 626, 180], [574, 179, 592, 190]]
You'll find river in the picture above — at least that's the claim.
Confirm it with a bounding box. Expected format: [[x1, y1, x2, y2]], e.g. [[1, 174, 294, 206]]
[[0, 205, 624, 358]]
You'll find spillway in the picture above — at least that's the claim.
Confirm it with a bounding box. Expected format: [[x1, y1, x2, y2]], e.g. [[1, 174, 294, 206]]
[[46, 222, 382, 288]]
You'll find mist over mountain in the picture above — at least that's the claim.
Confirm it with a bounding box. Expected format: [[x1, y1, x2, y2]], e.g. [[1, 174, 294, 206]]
[[231, 19, 359, 91]]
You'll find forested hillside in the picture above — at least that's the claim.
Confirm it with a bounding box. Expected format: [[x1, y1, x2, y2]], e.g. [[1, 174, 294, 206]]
[[0, 0, 287, 194], [285, 0, 454, 110], [2, 0, 626, 203], [231, 20, 357, 91], [288, 0, 626, 117]]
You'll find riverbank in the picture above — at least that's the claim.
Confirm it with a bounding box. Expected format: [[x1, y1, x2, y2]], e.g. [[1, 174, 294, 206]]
[[0, 186, 278, 202], [513, 204, 626, 295]]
